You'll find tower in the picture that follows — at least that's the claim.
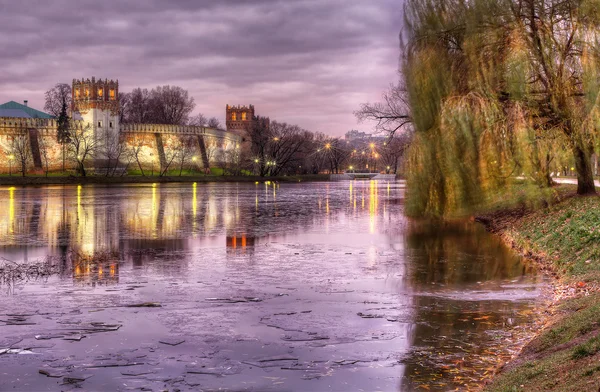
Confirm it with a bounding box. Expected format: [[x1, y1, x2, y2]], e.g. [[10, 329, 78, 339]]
[[225, 104, 255, 142], [72, 77, 120, 167]]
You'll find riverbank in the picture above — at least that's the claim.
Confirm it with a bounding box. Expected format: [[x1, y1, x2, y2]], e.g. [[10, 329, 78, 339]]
[[0, 173, 331, 186], [477, 186, 600, 391]]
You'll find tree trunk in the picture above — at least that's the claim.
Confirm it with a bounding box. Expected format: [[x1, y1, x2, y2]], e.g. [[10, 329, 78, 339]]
[[543, 152, 554, 187], [572, 144, 596, 195], [79, 161, 86, 177]]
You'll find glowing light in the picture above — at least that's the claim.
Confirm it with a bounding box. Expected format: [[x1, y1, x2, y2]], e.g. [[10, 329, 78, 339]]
[[192, 156, 197, 162], [325, 143, 331, 149], [77, 185, 82, 224], [369, 180, 378, 234], [192, 182, 197, 220], [370, 143, 375, 148], [8, 187, 15, 233]]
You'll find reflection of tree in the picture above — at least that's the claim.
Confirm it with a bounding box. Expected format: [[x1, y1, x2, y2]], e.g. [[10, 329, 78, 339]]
[[404, 221, 533, 287], [400, 221, 540, 390]]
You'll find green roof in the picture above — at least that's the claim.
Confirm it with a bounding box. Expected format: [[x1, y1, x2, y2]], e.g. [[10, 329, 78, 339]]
[[0, 101, 54, 119]]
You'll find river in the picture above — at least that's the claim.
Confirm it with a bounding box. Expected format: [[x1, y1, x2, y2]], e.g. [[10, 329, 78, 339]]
[[0, 180, 545, 391]]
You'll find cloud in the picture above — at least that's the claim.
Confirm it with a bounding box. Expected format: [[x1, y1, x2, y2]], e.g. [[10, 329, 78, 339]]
[[0, 0, 402, 136]]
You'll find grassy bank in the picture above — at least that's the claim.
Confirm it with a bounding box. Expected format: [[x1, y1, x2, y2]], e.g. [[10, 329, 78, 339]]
[[0, 173, 331, 186], [478, 187, 600, 391]]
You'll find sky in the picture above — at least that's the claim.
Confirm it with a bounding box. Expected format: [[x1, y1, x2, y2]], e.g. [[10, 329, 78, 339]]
[[0, 0, 402, 137]]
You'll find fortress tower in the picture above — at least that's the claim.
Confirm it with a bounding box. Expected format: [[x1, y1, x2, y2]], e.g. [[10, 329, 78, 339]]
[[225, 104, 255, 142], [72, 77, 120, 166]]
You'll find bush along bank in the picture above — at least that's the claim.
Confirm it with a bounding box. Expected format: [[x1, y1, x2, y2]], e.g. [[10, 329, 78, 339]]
[[478, 190, 600, 392]]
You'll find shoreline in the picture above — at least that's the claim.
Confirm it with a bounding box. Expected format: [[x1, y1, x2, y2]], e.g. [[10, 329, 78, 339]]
[[0, 174, 332, 186], [476, 191, 600, 391]]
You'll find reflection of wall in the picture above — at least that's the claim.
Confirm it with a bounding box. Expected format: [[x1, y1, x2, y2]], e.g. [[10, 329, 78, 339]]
[[72, 253, 119, 286]]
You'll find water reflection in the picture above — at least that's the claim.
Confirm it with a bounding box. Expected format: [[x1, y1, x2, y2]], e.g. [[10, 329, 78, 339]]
[[0, 181, 543, 391]]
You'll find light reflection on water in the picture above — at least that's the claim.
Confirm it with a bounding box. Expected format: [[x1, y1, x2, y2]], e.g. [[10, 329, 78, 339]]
[[0, 181, 544, 391]]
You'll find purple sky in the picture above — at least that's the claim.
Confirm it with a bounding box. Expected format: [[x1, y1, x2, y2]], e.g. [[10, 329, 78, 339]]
[[0, 0, 402, 136]]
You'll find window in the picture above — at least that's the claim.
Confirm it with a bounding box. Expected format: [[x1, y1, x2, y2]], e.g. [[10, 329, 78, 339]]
[[231, 112, 237, 121], [242, 112, 247, 121], [109, 89, 115, 100], [109, 121, 113, 128], [75, 89, 80, 98], [85, 88, 90, 97], [98, 121, 103, 128], [98, 88, 103, 97]]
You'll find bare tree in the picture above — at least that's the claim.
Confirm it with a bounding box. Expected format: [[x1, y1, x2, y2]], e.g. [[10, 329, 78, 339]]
[[188, 113, 208, 127], [204, 139, 220, 172], [98, 130, 127, 176], [355, 82, 412, 137], [126, 136, 147, 176], [176, 136, 196, 176], [123, 88, 153, 124], [9, 134, 31, 177], [207, 117, 222, 129], [249, 117, 311, 176], [379, 134, 411, 174], [68, 125, 97, 177], [38, 136, 51, 177], [159, 137, 179, 176], [44, 83, 72, 117], [322, 137, 352, 174], [149, 85, 195, 125], [118, 92, 131, 124]]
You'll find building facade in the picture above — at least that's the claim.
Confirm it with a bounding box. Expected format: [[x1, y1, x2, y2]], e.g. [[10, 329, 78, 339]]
[[0, 77, 242, 174]]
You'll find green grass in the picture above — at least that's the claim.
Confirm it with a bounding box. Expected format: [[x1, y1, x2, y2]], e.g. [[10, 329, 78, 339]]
[[485, 188, 600, 392], [508, 194, 600, 280], [487, 295, 600, 392]]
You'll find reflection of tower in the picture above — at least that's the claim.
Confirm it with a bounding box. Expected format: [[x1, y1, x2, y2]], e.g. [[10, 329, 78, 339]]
[[225, 104, 255, 143], [72, 77, 120, 167], [226, 234, 256, 255]]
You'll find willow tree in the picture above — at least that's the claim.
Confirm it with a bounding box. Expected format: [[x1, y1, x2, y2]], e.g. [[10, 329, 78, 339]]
[[403, 0, 600, 217]]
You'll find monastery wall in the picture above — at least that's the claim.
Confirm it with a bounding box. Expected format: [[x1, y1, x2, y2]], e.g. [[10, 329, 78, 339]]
[[0, 120, 241, 174]]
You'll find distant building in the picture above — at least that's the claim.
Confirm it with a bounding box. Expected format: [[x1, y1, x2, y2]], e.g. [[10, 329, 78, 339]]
[[345, 130, 371, 141], [0, 77, 241, 174], [225, 104, 255, 143], [0, 100, 53, 119]]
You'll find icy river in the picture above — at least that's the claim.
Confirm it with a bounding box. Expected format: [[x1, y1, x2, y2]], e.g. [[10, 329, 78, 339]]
[[0, 180, 546, 391]]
